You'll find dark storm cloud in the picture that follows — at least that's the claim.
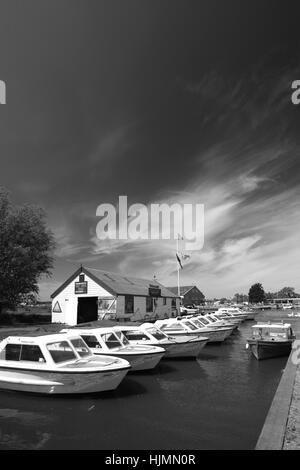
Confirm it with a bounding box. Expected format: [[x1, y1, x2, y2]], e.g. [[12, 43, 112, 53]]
[[1, 0, 300, 297]]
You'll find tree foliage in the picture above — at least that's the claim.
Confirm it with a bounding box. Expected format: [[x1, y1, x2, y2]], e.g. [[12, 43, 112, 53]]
[[233, 293, 249, 303], [277, 287, 299, 298], [248, 283, 266, 303], [0, 187, 55, 305]]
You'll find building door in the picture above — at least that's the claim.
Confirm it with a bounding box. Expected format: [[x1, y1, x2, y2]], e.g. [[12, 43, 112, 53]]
[[77, 297, 98, 324]]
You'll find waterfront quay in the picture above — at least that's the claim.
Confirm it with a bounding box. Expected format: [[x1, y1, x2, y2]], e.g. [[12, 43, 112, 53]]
[[256, 318, 300, 450]]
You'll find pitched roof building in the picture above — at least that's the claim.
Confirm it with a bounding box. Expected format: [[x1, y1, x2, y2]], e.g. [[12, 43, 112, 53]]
[[51, 266, 180, 325], [167, 285, 205, 306]]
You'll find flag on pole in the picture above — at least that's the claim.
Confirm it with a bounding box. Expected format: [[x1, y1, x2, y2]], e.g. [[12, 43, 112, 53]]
[[176, 253, 183, 269]]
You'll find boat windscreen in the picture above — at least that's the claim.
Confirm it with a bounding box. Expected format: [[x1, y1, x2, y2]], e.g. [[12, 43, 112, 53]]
[[70, 338, 91, 358], [146, 328, 168, 340], [101, 332, 122, 349], [47, 341, 77, 363], [162, 323, 184, 331], [80, 335, 102, 349], [114, 330, 131, 346], [199, 317, 209, 325], [190, 319, 203, 328], [183, 321, 198, 330], [207, 316, 217, 322], [121, 330, 149, 341]]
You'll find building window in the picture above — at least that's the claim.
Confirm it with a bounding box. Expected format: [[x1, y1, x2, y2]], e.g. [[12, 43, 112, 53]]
[[79, 274, 85, 283], [146, 296, 153, 313], [163, 297, 167, 305], [125, 295, 134, 314], [171, 298, 176, 308]]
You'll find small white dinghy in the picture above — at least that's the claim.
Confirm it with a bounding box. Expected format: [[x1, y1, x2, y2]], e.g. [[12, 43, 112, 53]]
[[0, 332, 130, 394], [114, 323, 208, 358], [63, 327, 165, 371]]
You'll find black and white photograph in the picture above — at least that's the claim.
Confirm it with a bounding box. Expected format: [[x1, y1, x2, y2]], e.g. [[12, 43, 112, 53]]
[[0, 0, 300, 454]]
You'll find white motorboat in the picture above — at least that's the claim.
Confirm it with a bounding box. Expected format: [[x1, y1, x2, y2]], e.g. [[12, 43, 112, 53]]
[[156, 317, 226, 343], [215, 307, 248, 321], [0, 332, 130, 394], [210, 313, 241, 329], [63, 327, 165, 371], [115, 323, 208, 358], [282, 304, 293, 310], [180, 304, 200, 315], [202, 314, 237, 329], [183, 317, 231, 342], [195, 315, 235, 337], [287, 312, 300, 318]]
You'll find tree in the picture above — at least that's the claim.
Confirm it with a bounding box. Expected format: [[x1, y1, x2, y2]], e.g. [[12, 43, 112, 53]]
[[248, 283, 266, 303], [0, 187, 55, 306], [233, 293, 249, 303], [277, 287, 298, 298], [265, 291, 276, 300]]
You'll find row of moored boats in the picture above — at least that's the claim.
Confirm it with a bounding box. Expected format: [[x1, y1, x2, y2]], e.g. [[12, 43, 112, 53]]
[[0, 308, 252, 395]]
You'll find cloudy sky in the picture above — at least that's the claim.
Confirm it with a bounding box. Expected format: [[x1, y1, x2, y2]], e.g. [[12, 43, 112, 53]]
[[1, 0, 300, 299]]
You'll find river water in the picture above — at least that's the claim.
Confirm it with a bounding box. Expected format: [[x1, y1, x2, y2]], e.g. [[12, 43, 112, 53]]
[[0, 310, 295, 450]]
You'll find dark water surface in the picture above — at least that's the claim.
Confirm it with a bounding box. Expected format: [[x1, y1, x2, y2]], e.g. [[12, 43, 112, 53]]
[[0, 311, 295, 450]]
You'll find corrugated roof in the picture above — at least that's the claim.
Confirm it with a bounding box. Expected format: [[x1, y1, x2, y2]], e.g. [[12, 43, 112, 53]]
[[51, 266, 178, 299]]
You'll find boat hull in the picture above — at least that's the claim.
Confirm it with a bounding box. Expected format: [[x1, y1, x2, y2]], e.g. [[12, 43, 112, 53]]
[[92, 350, 165, 371], [247, 340, 293, 360], [0, 367, 129, 394], [156, 338, 208, 358], [163, 329, 225, 343]]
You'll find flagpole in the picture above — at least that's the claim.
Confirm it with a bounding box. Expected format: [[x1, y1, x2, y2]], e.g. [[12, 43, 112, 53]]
[[177, 235, 180, 297]]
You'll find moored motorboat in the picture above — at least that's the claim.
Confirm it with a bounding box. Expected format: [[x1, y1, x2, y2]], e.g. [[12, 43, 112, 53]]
[[190, 316, 234, 339], [63, 327, 165, 371], [215, 307, 248, 322], [246, 322, 295, 360], [156, 317, 225, 343], [0, 332, 130, 394], [115, 324, 207, 358], [282, 304, 293, 310], [209, 313, 240, 330], [202, 314, 237, 333]]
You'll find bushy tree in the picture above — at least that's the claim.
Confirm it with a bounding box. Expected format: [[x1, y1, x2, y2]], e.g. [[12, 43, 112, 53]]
[[277, 287, 298, 298], [0, 187, 55, 306], [248, 283, 266, 303]]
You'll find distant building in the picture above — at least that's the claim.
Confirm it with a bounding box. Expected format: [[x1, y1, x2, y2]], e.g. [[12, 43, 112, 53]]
[[167, 286, 205, 306], [269, 298, 300, 306], [51, 266, 180, 325]]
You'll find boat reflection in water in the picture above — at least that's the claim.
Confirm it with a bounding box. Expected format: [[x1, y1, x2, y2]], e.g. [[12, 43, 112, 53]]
[[246, 322, 295, 360]]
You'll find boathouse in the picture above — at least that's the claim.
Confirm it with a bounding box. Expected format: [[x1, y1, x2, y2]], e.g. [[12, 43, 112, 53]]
[[51, 266, 180, 325], [167, 285, 205, 306]]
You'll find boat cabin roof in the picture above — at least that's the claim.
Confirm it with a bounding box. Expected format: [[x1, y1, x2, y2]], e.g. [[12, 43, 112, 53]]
[[4, 331, 81, 345], [63, 327, 119, 336], [252, 323, 291, 330]]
